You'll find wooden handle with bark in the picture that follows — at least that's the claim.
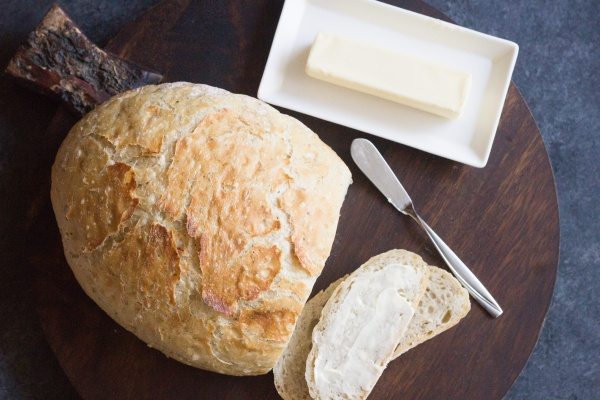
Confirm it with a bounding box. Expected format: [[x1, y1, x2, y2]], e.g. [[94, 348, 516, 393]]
[[4, 4, 163, 115]]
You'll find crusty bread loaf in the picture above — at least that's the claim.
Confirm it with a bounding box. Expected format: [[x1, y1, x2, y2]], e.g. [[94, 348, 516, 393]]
[[274, 257, 470, 400], [50, 82, 352, 375], [392, 266, 471, 358], [305, 249, 430, 400], [274, 278, 345, 400]]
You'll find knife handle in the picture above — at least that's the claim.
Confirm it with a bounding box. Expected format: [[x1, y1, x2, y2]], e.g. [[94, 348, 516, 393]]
[[412, 213, 504, 318]]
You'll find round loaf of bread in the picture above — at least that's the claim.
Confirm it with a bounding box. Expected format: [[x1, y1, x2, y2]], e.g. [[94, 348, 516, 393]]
[[50, 82, 352, 375]]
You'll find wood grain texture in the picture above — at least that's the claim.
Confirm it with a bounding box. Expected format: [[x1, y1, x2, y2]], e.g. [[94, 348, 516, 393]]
[[31, 0, 559, 399]]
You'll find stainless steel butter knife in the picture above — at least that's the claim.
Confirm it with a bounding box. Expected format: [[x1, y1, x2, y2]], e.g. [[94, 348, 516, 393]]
[[351, 138, 503, 318]]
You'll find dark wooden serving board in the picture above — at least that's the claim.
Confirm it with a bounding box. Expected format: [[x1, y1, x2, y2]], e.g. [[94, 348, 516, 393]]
[[31, 0, 559, 399]]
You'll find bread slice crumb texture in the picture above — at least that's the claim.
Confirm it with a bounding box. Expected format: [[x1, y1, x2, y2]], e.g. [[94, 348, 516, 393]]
[[393, 266, 471, 358], [273, 278, 345, 400], [274, 251, 471, 400]]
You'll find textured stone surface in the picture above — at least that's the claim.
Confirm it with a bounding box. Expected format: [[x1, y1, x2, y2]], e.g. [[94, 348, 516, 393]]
[[0, 0, 598, 399]]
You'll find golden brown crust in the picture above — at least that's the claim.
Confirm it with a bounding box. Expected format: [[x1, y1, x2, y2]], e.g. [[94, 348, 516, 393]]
[[239, 298, 301, 342], [103, 223, 181, 307], [98, 104, 172, 153], [200, 242, 282, 316], [60, 137, 139, 252], [280, 189, 322, 275], [280, 119, 351, 275], [50, 82, 352, 375]]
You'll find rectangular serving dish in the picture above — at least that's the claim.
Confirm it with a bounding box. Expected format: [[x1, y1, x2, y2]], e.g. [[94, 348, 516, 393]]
[[258, 0, 519, 167]]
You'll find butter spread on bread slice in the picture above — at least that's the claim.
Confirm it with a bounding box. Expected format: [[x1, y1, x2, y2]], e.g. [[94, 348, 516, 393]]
[[305, 249, 430, 400]]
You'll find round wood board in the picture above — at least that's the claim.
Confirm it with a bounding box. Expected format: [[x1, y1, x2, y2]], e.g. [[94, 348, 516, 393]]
[[32, 0, 559, 399]]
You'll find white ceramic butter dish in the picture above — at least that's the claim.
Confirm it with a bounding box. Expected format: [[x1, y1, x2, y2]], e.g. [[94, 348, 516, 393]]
[[258, 0, 519, 167]]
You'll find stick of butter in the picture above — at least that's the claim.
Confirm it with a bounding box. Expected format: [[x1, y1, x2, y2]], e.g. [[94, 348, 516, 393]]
[[306, 32, 471, 119]]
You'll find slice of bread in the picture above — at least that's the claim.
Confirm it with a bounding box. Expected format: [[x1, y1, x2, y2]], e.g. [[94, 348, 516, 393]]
[[273, 278, 345, 400], [273, 253, 471, 400], [392, 266, 471, 358], [305, 249, 430, 400]]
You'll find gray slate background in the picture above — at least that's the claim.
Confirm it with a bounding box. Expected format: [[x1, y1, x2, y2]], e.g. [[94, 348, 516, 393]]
[[0, 0, 598, 398]]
